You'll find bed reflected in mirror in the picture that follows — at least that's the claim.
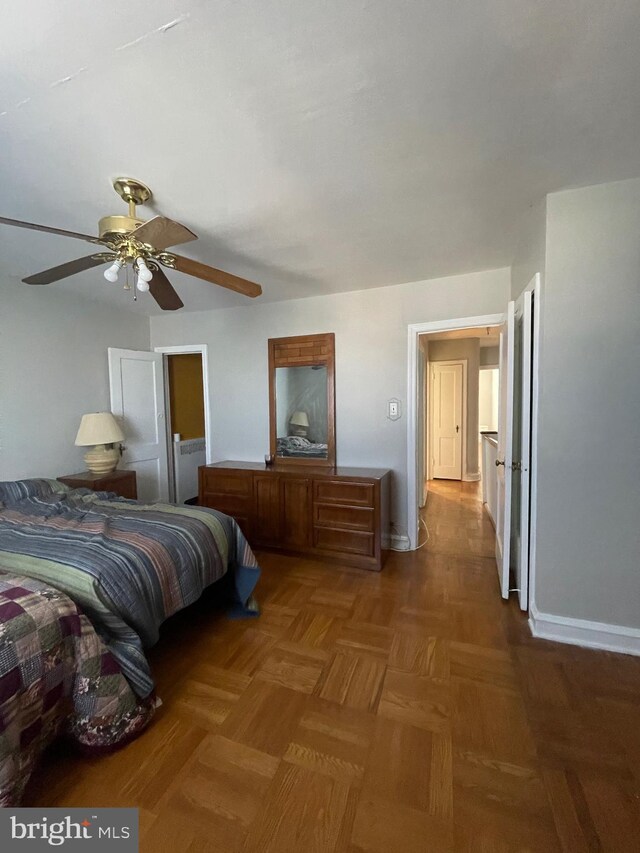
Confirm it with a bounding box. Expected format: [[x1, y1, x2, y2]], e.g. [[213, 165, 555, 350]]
[[275, 365, 329, 459], [268, 333, 336, 466]]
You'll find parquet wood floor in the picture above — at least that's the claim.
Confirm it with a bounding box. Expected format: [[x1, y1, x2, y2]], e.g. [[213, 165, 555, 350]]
[[25, 480, 640, 851]]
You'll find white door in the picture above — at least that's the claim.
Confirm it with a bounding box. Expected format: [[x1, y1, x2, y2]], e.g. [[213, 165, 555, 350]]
[[417, 349, 424, 504], [108, 348, 169, 503], [513, 290, 533, 610], [495, 302, 515, 598], [431, 362, 463, 480]]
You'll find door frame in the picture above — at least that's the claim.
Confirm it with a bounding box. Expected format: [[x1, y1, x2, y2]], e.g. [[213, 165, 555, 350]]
[[428, 359, 467, 482], [407, 313, 504, 550], [153, 344, 213, 468]]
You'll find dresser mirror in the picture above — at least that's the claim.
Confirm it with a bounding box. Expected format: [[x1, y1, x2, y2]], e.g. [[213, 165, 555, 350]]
[[268, 333, 336, 466]]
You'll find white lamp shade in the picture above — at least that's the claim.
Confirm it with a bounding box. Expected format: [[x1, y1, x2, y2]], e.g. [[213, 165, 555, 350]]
[[289, 411, 309, 427], [75, 412, 124, 447]]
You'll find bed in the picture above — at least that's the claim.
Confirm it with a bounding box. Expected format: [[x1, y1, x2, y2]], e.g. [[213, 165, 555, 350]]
[[276, 436, 329, 458], [0, 478, 260, 697], [0, 477, 261, 803], [0, 570, 155, 806]]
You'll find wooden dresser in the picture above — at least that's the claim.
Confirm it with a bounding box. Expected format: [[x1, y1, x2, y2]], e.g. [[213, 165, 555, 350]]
[[199, 461, 391, 571]]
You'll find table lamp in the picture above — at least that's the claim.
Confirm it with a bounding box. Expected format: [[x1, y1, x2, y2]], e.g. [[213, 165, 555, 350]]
[[75, 412, 124, 474], [289, 410, 310, 437]]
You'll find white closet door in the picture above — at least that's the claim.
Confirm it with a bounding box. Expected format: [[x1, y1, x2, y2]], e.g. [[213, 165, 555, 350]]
[[431, 362, 463, 480]]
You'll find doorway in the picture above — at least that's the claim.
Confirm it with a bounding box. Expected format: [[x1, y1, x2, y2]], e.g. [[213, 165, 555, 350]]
[[108, 345, 211, 504], [165, 353, 206, 503], [420, 327, 500, 489], [407, 278, 540, 612], [155, 345, 211, 504]]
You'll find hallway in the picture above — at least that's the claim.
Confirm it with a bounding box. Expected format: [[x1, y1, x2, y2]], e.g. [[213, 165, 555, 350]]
[[26, 481, 640, 851], [420, 478, 496, 561]]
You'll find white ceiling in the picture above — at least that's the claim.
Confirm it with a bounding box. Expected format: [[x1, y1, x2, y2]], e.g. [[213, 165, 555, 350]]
[[2, 1, 640, 315]]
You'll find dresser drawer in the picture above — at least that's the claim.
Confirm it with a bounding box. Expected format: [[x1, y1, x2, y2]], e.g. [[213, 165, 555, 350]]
[[200, 468, 252, 497], [201, 494, 249, 517], [313, 480, 375, 507], [313, 526, 375, 557], [314, 504, 374, 532]]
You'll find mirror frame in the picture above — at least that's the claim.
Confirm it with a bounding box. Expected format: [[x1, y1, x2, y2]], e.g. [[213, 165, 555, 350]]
[[268, 333, 336, 467]]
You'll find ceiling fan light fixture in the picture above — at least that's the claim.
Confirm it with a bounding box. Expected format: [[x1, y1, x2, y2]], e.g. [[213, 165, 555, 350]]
[[104, 259, 123, 282], [136, 257, 153, 282], [2, 175, 263, 308]]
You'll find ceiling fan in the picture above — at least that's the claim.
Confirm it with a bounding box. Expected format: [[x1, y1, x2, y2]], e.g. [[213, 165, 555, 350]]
[[0, 177, 262, 310]]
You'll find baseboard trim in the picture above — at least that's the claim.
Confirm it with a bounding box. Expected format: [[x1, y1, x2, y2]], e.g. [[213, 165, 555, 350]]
[[463, 472, 481, 482], [483, 501, 496, 529], [529, 606, 640, 657]]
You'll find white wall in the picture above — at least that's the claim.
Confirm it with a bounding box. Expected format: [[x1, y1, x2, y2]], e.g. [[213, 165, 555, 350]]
[[151, 268, 510, 535], [511, 197, 546, 300], [479, 345, 499, 367], [478, 368, 498, 432], [535, 178, 640, 629], [0, 281, 150, 480]]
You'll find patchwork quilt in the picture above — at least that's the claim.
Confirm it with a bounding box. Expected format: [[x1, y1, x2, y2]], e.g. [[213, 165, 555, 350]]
[[0, 571, 155, 807]]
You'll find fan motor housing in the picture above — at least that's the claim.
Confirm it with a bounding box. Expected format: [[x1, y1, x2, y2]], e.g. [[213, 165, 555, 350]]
[[99, 214, 146, 240]]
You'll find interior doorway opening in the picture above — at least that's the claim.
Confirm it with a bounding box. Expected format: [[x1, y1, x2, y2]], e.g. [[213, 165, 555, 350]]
[[408, 313, 505, 551], [166, 353, 205, 503], [419, 326, 501, 499], [108, 344, 211, 505], [154, 344, 212, 505], [415, 326, 502, 589], [407, 276, 540, 613]]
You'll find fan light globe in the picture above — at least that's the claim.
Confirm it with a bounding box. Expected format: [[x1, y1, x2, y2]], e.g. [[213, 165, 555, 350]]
[[137, 259, 153, 282], [104, 261, 122, 282], [136, 277, 150, 292]]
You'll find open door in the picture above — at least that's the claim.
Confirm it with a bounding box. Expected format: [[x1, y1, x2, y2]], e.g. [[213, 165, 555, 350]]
[[417, 346, 427, 506], [495, 302, 515, 598], [108, 348, 169, 503], [513, 290, 533, 610]]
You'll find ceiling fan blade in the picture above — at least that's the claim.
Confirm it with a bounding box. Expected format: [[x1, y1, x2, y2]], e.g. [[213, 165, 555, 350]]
[[22, 254, 113, 285], [168, 254, 262, 298], [149, 266, 184, 310], [0, 216, 103, 245], [131, 216, 197, 251]]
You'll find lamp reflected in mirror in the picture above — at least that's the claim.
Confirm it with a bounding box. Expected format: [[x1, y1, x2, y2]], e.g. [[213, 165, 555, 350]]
[[269, 334, 336, 466], [289, 410, 309, 437]]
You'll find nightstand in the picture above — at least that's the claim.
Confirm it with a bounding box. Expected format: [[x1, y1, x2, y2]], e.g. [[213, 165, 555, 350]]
[[58, 469, 137, 500]]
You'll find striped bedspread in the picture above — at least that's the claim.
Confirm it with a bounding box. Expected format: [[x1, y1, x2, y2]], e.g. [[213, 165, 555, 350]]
[[0, 480, 260, 698]]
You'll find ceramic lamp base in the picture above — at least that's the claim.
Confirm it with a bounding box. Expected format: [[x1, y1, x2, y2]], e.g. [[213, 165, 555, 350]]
[[84, 444, 119, 475]]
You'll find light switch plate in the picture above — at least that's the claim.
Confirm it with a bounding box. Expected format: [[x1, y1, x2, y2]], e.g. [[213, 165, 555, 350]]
[[387, 398, 401, 420]]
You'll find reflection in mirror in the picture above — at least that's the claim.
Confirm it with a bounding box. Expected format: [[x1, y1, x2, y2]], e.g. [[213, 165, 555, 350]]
[[269, 332, 335, 466], [275, 366, 328, 459]]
